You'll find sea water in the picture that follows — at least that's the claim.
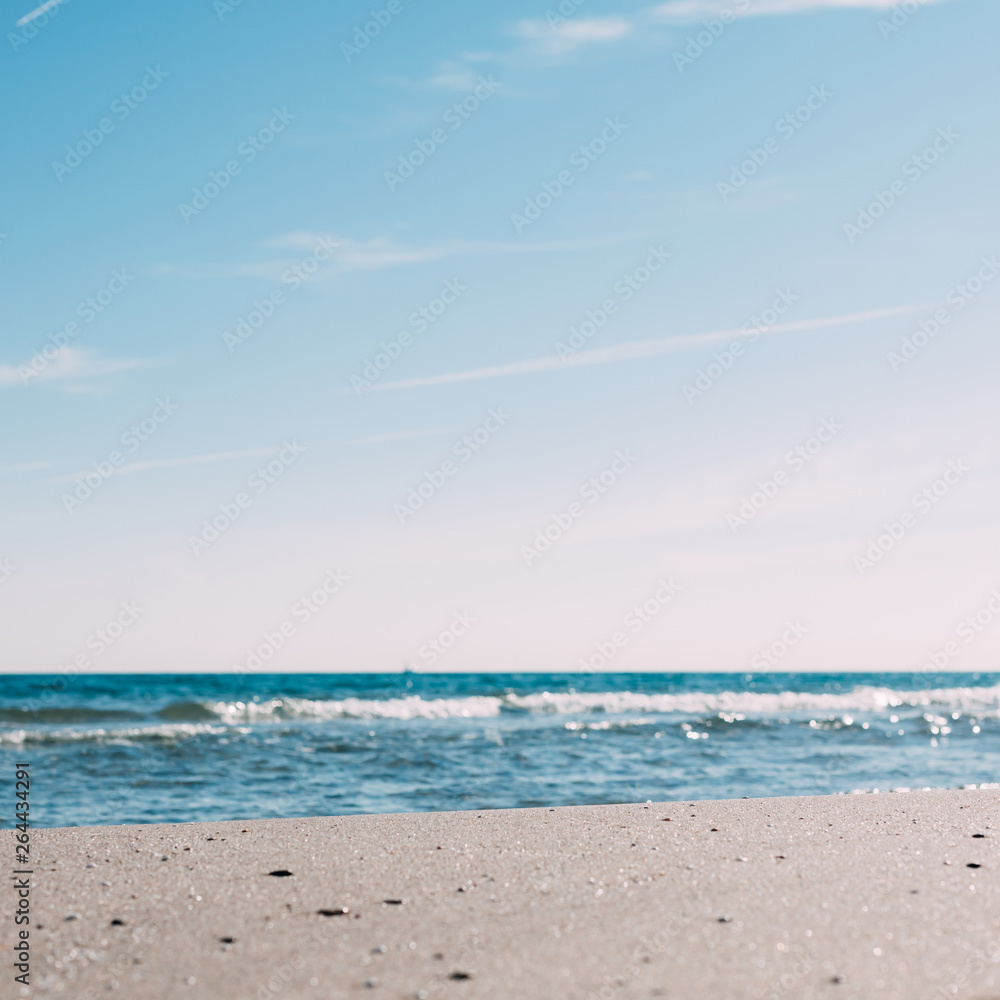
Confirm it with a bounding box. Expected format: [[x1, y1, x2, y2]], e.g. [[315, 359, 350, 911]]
[[2, 672, 998, 828]]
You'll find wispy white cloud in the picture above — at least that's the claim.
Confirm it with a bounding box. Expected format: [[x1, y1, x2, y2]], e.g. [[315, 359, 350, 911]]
[[312, 234, 603, 270], [0, 348, 148, 388], [156, 234, 609, 279], [264, 233, 455, 271], [340, 429, 448, 446], [52, 447, 277, 484], [510, 16, 632, 56], [259, 232, 342, 250], [417, 14, 633, 84], [427, 64, 493, 91], [425, 0, 935, 87], [651, 0, 950, 21], [369, 304, 917, 391], [0, 461, 51, 475], [52, 433, 446, 484]]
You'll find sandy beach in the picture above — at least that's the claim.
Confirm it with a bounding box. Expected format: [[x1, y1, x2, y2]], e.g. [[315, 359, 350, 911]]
[[6, 789, 999, 999]]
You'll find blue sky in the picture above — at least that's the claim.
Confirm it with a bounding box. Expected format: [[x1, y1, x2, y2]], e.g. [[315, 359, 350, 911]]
[[2, 0, 998, 673]]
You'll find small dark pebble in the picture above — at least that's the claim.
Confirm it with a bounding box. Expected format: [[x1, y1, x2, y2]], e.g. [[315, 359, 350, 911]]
[[268, 870, 294, 877], [973, 833, 986, 838], [967, 863, 982, 869], [206, 837, 215, 841], [717, 916, 732, 923], [317, 907, 349, 917], [160, 857, 169, 862], [382, 899, 403, 905], [831, 974, 846, 984], [450, 972, 472, 981], [219, 937, 235, 944], [710, 828, 719, 832], [110, 919, 126, 927], [661, 818, 671, 822]]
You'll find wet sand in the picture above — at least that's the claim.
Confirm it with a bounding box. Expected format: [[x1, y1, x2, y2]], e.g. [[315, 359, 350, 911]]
[[5, 789, 1000, 999]]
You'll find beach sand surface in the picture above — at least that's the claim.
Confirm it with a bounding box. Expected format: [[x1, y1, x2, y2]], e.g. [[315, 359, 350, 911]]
[[5, 789, 1000, 999]]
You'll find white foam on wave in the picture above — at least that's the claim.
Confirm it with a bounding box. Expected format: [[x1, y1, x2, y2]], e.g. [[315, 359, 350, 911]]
[[195, 684, 1000, 723], [503, 684, 1000, 717], [7, 685, 997, 741], [206, 695, 503, 723], [0, 723, 229, 745]]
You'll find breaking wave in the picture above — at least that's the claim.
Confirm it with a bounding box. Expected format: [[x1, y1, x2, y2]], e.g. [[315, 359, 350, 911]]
[[4, 685, 999, 744], [92, 683, 1000, 724], [500, 684, 1000, 716], [0, 723, 230, 745]]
